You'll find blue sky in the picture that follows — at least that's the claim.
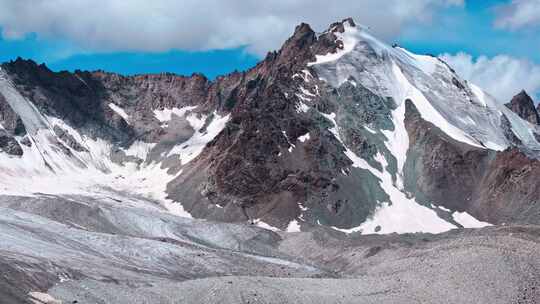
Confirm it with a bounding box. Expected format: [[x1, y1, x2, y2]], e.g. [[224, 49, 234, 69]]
[[398, 0, 540, 62], [0, 33, 259, 79], [0, 0, 538, 101]]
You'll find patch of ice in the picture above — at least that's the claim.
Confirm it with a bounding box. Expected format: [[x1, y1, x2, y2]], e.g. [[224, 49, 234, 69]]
[[28, 292, 62, 304], [437, 205, 451, 212], [310, 24, 539, 153], [323, 108, 456, 235], [282, 131, 296, 152], [299, 86, 316, 97], [342, 151, 457, 234], [153, 106, 198, 127], [396, 47, 438, 75], [286, 220, 301, 232], [469, 83, 488, 107], [0, 69, 49, 133], [0, 75, 193, 218], [245, 253, 317, 271], [308, 22, 358, 66], [168, 112, 230, 165], [364, 125, 377, 134], [453, 211, 492, 228], [483, 141, 507, 151], [321, 112, 342, 142], [108, 103, 129, 123], [296, 101, 310, 113], [292, 69, 313, 83], [255, 220, 281, 232], [122, 140, 156, 160], [391, 63, 484, 149], [162, 200, 192, 218], [298, 132, 310, 143], [295, 93, 312, 102]]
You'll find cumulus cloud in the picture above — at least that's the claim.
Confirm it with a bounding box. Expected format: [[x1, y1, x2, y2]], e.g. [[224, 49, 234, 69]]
[[0, 0, 462, 56], [494, 0, 540, 30], [440, 52, 540, 103]]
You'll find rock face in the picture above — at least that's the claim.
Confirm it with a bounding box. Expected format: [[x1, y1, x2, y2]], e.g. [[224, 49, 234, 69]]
[[0, 18, 539, 234], [505, 90, 540, 125], [404, 100, 540, 226]]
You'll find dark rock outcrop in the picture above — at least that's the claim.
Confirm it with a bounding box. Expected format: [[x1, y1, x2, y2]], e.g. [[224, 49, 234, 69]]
[[404, 99, 540, 225], [505, 90, 540, 125], [471, 148, 540, 225], [0, 132, 23, 156], [403, 100, 490, 213]]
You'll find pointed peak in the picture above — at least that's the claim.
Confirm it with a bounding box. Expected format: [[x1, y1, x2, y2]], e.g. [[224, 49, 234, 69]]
[[516, 89, 531, 98], [510, 89, 534, 105], [269, 18, 362, 75], [342, 17, 356, 27], [326, 17, 357, 34], [277, 22, 317, 60], [505, 89, 540, 125], [293, 22, 315, 36]]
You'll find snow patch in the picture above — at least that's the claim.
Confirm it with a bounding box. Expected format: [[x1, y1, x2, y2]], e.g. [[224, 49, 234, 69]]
[[469, 83, 488, 107], [286, 220, 301, 232], [153, 106, 198, 127], [255, 220, 281, 232], [28, 292, 62, 304], [292, 69, 313, 82], [108, 103, 129, 123], [436, 205, 451, 212], [396, 47, 438, 75], [453, 211, 492, 228], [391, 63, 484, 149], [122, 140, 156, 160], [323, 108, 456, 235], [342, 151, 457, 234], [296, 101, 310, 113], [364, 125, 377, 134], [282, 131, 296, 153], [299, 86, 316, 97], [308, 22, 358, 66], [168, 112, 230, 165], [298, 132, 310, 142]]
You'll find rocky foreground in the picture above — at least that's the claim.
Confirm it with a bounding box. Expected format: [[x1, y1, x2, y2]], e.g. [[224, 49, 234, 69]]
[[0, 194, 538, 304]]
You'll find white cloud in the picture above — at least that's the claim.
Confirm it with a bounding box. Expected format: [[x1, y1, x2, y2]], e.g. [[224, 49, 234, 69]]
[[0, 0, 462, 56], [494, 0, 540, 30], [440, 52, 540, 103]]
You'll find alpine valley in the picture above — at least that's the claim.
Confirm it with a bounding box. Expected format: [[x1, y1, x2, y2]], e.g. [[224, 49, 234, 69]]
[[1, 19, 540, 304]]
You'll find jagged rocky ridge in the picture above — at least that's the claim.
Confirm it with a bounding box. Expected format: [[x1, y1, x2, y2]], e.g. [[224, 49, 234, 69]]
[[1, 19, 540, 234]]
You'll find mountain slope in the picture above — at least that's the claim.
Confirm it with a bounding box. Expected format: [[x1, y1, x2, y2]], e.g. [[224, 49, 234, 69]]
[[0, 19, 540, 235]]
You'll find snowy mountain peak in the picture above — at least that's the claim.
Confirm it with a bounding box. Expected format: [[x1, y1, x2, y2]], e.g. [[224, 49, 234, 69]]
[[307, 21, 540, 155], [0, 19, 539, 238]]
